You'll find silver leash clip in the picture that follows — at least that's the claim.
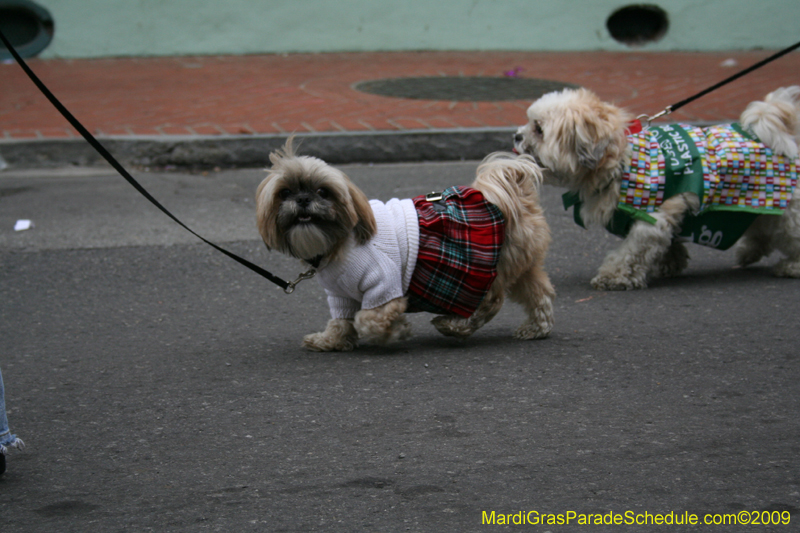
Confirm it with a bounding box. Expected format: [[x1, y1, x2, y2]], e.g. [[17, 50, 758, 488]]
[[638, 105, 673, 130], [283, 268, 316, 294]]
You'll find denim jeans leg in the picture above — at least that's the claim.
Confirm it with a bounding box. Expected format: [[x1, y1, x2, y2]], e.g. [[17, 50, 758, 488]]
[[0, 366, 24, 454]]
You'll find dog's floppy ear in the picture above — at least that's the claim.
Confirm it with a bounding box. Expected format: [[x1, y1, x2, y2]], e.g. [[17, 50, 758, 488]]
[[576, 137, 610, 170], [255, 174, 281, 250], [257, 138, 293, 250], [552, 89, 629, 171], [571, 106, 615, 170], [347, 180, 377, 245]]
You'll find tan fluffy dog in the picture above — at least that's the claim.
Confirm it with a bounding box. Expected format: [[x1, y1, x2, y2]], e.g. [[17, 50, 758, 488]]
[[515, 87, 800, 289], [256, 141, 555, 351]]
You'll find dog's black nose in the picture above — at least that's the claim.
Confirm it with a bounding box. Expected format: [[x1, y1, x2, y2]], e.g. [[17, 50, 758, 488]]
[[295, 193, 312, 208], [514, 133, 523, 143]]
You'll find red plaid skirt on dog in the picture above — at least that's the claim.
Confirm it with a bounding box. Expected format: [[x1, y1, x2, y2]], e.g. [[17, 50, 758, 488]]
[[407, 186, 505, 318]]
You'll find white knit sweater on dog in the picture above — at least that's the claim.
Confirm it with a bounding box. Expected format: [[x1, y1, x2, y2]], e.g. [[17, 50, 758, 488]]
[[315, 198, 420, 319]]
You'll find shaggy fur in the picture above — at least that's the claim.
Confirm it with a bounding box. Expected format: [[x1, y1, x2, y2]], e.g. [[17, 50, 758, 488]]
[[514, 86, 800, 289], [256, 140, 555, 351]]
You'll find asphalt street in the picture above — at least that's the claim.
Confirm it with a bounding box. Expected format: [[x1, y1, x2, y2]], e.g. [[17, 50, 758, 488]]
[[1, 161, 798, 532]]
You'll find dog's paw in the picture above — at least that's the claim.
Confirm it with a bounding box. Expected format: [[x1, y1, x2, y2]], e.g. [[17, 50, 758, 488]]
[[514, 306, 553, 340], [302, 331, 356, 352], [514, 323, 551, 340], [301, 318, 358, 352], [360, 315, 413, 345], [658, 241, 689, 278], [431, 315, 475, 339], [354, 298, 411, 345], [591, 274, 646, 291], [736, 245, 767, 268], [773, 259, 800, 278]]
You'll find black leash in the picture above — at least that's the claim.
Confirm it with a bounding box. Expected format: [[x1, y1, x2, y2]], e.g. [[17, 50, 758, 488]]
[[0, 29, 315, 294], [641, 39, 800, 124]]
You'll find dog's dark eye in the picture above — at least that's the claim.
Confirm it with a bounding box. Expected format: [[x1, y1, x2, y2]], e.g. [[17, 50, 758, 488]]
[[533, 121, 544, 137], [278, 188, 292, 200], [316, 187, 330, 199]]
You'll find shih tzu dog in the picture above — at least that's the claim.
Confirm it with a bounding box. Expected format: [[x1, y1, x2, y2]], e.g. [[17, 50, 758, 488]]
[[514, 86, 800, 290], [256, 139, 554, 351]]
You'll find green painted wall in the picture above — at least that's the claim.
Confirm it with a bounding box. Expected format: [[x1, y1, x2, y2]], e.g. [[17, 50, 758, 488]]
[[29, 0, 800, 58]]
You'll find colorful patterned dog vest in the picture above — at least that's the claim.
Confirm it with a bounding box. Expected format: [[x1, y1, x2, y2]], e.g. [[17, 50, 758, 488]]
[[564, 123, 798, 250], [408, 186, 505, 318]]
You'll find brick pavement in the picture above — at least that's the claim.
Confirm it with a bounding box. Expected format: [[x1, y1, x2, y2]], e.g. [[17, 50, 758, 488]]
[[1, 50, 799, 140]]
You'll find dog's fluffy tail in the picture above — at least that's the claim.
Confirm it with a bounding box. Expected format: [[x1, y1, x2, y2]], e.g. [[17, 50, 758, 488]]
[[740, 86, 800, 158], [472, 152, 545, 229]]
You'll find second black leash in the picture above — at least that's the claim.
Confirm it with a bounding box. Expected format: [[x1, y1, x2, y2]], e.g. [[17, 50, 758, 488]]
[[641, 38, 800, 125], [0, 28, 313, 294]]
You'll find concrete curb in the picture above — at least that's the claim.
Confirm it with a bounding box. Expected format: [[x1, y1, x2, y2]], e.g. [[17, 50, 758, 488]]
[[0, 128, 519, 169]]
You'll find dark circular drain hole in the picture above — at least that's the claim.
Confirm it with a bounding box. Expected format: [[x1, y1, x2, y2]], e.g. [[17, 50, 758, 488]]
[[0, 0, 55, 60], [606, 4, 669, 46], [354, 77, 579, 102]]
